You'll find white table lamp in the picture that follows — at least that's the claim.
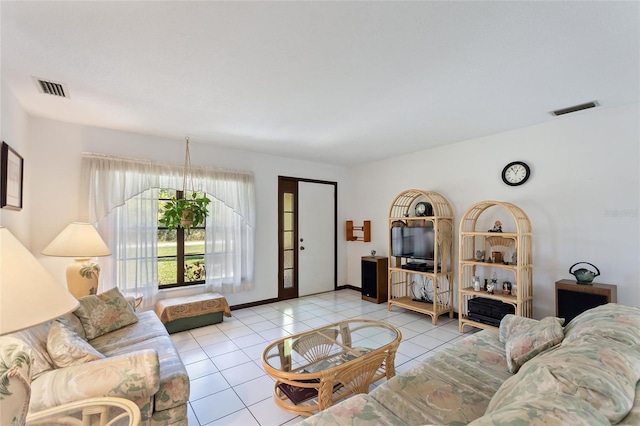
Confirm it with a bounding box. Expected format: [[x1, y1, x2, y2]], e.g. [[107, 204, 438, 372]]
[[0, 227, 79, 335], [42, 222, 111, 298]]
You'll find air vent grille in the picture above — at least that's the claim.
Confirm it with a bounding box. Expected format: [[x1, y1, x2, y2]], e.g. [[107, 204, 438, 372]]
[[33, 77, 69, 98], [550, 101, 599, 116]]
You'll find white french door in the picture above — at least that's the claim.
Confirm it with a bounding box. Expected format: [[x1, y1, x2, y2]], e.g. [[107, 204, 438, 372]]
[[278, 177, 336, 300]]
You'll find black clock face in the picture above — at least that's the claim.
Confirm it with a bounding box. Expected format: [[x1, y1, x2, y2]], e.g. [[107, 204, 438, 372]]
[[415, 202, 432, 216], [502, 161, 530, 186]]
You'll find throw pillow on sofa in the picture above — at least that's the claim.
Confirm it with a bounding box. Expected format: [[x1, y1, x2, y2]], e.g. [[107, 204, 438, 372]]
[[504, 316, 564, 373], [46, 320, 105, 368], [74, 287, 139, 340], [499, 314, 564, 343]]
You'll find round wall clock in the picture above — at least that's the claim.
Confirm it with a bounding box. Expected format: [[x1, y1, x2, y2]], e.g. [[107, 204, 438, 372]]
[[501, 161, 531, 186]]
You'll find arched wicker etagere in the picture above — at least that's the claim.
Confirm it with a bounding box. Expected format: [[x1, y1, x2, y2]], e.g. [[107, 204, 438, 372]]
[[387, 190, 454, 324], [458, 200, 533, 332]]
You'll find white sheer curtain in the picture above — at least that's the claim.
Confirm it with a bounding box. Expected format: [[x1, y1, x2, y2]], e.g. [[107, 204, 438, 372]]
[[80, 153, 255, 302], [98, 189, 159, 309]]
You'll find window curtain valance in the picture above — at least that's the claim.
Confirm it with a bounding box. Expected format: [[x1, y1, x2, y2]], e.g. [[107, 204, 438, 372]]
[[80, 153, 255, 226], [80, 153, 255, 299]]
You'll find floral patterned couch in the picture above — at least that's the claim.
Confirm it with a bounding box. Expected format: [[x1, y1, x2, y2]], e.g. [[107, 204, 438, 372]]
[[6, 288, 189, 426], [297, 303, 640, 425]]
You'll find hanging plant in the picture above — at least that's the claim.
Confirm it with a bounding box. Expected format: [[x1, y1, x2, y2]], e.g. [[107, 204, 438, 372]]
[[160, 192, 211, 229], [160, 136, 212, 229]]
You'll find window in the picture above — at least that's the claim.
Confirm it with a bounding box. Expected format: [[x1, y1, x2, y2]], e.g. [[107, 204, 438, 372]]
[[82, 153, 256, 299], [158, 189, 206, 288]]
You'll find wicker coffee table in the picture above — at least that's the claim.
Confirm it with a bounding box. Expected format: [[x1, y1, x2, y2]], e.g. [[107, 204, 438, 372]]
[[261, 319, 401, 416]]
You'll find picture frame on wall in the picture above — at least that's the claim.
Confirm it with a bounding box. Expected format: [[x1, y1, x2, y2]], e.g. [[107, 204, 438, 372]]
[[1, 141, 24, 210]]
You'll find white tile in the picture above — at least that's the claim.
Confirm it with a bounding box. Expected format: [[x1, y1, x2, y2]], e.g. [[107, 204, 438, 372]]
[[223, 325, 256, 339], [179, 347, 209, 365], [232, 374, 275, 406], [173, 338, 200, 353], [189, 372, 230, 401], [219, 361, 265, 387], [269, 315, 296, 326], [397, 340, 429, 358], [259, 309, 290, 320], [187, 402, 200, 426], [260, 328, 291, 341], [384, 313, 420, 327], [408, 333, 446, 350], [247, 396, 299, 426], [229, 332, 265, 348], [170, 331, 194, 343], [288, 311, 317, 321], [212, 349, 251, 370], [242, 342, 269, 362], [195, 331, 231, 347], [396, 327, 420, 340], [414, 350, 437, 362], [190, 324, 223, 337], [239, 314, 266, 325], [396, 358, 422, 374], [424, 327, 459, 342], [402, 319, 437, 333], [206, 408, 260, 426], [248, 320, 278, 333], [216, 318, 247, 331], [191, 389, 245, 425], [186, 359, 219, 380], [302, 317, 332, 328], [201, 340, 240, 358], [281, 322, 312, 335], [230, 308, 257, 319]]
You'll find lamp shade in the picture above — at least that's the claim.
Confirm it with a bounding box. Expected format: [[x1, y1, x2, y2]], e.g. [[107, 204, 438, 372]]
[[42, 222, 111, 257], [0, 227, 79, 335]]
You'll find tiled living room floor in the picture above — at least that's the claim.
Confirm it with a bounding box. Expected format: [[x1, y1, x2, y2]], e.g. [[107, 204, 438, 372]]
[[170, 289, 473, 425]]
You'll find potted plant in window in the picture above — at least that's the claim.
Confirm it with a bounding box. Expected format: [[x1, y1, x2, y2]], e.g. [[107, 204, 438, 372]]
[[160, 192, 211, 229], [160, 137, 212, 229]]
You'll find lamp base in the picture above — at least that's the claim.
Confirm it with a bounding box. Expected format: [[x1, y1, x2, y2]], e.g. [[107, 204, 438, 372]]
[[66, 258, 100, 298]]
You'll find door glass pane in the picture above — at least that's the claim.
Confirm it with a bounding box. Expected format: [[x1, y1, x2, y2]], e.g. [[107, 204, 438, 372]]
[[284, 231, 293, 250], [283, 269, 293, 289], [284, 212, 293, 230], [284, 193, 294, 212], [284, 250, 293, 269]]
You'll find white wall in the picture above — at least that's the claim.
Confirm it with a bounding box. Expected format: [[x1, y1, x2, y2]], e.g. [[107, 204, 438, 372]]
[[22, 116, 350, 307], [347, 103, 640, 318], [4, 85, 638, 315], [0, 82, 31, 242]]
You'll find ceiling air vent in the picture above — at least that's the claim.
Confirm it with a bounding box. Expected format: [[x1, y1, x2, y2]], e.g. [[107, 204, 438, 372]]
[[550, 101, 599, 116], [32, 77, 69, 98]]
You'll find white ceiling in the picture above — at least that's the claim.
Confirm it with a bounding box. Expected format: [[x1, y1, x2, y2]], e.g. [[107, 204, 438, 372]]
[[2, 1, 638, 166]]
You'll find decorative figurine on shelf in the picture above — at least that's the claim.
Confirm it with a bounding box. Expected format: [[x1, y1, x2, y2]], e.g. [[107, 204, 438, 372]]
[[488, 220, 503, 232], [484, 279, 489, 291], [510, 250, 517, 265], [491, 272, 498, 293], [475, 250, 485, 262], [487, 282, 494, 295], [511, 282, 518, 297], [371, 250, 376, 256], [503, 281, 512, 295], [472, 276, 481, 291]]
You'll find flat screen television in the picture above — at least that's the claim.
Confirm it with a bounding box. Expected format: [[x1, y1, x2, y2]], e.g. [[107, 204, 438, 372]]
[[391, 224, 435, 261]]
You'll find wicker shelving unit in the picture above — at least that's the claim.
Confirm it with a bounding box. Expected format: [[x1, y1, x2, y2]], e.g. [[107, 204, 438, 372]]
[[387, 190, 454, 324], [458, 201, 533, 332]]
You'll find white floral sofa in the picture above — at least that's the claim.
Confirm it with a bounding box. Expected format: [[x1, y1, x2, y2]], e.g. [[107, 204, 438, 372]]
[[297, 303, 640, 425], [5, 288, 189, 426]]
